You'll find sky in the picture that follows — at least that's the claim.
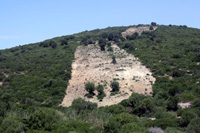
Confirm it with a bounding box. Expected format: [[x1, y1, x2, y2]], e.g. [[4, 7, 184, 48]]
[[0, 0, 200, 50]]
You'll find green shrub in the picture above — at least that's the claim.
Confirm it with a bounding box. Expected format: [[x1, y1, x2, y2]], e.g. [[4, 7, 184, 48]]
[[126, 32, 139, 40], [1, 117, 26, 133], [180, 110, 197, 127], [164, 127, 185, 133], [167, 96, 179, 111], [146, 118, 179, 129], [27, 108, 65, 131], [192, 98, 200, 108], [149, 26, 154, 30], [179, 92, 195, 102], [110, 81, 119, 92], [85, 82, 95, 96], [186, 117, 200, 133], [71, 98, 97, 114], [120, 122, 146, 132], [104, 113, 141, 132], [103, 104, 125, 114], [112, 56, 117, 64], [134, 98, 155, 116], [107, 46, 113, 52], [96, 85, 106, 101], [55, 120, 98, 133], [155, 108, 176, 119]]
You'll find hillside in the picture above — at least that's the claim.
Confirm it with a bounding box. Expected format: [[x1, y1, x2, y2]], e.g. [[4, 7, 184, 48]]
[[0, 23, 200, 132], [61, 43, 155, 107]]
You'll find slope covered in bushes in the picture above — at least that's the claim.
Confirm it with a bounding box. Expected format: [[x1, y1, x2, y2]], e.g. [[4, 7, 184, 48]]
[[0, 24, 200, 132]]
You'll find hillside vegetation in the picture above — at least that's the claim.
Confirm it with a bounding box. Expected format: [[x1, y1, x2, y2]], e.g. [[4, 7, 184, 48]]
[[0, 23, 200, 132]]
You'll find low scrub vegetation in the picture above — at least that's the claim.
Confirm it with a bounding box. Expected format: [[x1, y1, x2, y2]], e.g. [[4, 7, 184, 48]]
[[0, 24, 200, 132]]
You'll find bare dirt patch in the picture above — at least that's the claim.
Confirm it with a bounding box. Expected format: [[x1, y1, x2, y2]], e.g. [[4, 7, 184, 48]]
[[0, 82, 2, 86], [178, 102, 191, 108], [61, 43, 155, 107], [121, 26, 157, 38]]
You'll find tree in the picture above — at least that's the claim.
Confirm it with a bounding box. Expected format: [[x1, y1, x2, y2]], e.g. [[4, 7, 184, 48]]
[[108, 33, 114, 41], [172, 70, 185, 77], [134, 98, 155, 116], [39, 41, 49, 47], [120, 92, 146, 108], [61, 39, 68, 46], [45, 41, 57, 49], [85, 82, 95, 95], [112, 56, 117, 64], [98, 38, 106, 51], [149, 26, 154, 30], [111, 81, 119, 92], [99, 43, 106, 51], [167, 96, 179, 111], [151, 22, 157, 26], [96, 85, 106, 101]]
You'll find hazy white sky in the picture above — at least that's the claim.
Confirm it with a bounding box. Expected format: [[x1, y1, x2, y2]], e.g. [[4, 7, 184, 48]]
[[0, 0, 200, 49]]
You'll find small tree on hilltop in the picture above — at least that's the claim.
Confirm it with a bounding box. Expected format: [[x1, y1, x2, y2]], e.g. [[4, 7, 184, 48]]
[[151, 22, 157, 26]]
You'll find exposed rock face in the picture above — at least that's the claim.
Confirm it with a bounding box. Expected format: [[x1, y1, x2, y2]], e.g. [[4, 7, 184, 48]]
[[178, 102, 191, 108], [61, 43, 155, 107], [121, 26, 157, 38]]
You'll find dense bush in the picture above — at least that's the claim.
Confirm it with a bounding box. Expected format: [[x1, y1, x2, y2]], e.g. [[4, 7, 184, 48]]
[[180, 110, 197, 127], [126, 32, 139, 40], [146, 118, 179, 130], [1, 117, 26, 133], [55, 120, 98, 133], [186, 117, 200, 133], [71, 98, 97, 114], [104, 113, 143, 132], [111, 56, 117, 64], [96, 85, 106, 101], [110, 81, 119, 92], [27, 108, 65, 130], [85, 82, 95, 97], [102, 104, 125, 114]]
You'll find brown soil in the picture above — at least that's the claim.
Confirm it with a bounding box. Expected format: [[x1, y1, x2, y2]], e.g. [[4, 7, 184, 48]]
[[121, 26, 157, 38], [61, 42, 155, 107]]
